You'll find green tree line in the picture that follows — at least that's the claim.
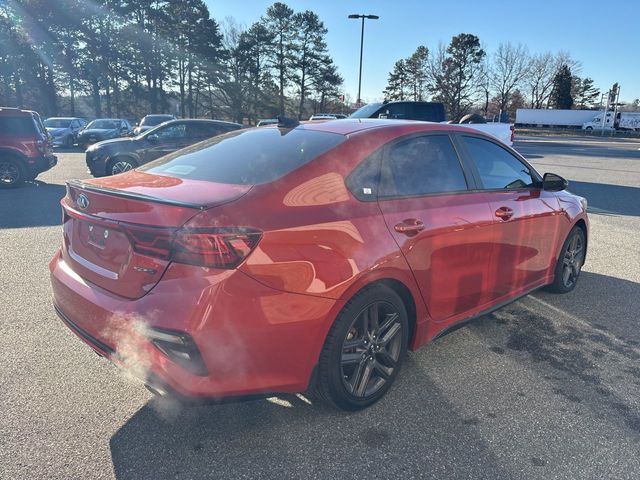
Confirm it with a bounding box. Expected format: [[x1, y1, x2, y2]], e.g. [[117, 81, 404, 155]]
[[0, 1, 344, 123]]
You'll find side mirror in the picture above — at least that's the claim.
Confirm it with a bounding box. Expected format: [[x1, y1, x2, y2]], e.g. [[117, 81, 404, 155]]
[[542, 172, 568, 192], [147, 134, 159, 142]]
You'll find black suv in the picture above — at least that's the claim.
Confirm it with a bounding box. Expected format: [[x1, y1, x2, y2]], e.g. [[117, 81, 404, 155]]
[[350, 101, 446, 122], [86, 119, 243, 176]]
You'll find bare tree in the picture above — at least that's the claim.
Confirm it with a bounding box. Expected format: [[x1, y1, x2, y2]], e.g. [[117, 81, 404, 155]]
[[525, 52, 556, 108], [490, 42, 531, 112]]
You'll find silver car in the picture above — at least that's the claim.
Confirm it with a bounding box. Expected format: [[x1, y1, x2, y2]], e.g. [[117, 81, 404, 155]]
[[44, 117, 87, 147]]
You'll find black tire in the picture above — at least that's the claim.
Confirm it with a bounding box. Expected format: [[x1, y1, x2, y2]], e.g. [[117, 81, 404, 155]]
[[107, 157, 137, 176], [585, 126, 593, 132], [547, 226, 586, 293], [315, 284, 408, 410], [0, 157, 26, 188]]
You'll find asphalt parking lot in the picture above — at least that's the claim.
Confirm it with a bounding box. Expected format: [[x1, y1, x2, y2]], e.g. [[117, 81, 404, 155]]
[[1, 135, 639, 479]]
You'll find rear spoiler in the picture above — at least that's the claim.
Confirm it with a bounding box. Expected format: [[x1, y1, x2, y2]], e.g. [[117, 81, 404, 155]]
[[66, 179, 206, 210]]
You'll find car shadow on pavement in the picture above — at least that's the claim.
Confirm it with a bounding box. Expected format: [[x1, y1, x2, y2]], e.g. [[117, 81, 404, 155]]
[[109, 365, 513, 480], [108, 270, 640, 479], [567, 181, 640, 217], [0, 180, 66, 228]]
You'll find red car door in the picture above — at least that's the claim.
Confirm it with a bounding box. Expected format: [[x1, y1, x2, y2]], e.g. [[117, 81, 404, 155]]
[[377, 133, 495, 324], [456, 135, 564, 300]]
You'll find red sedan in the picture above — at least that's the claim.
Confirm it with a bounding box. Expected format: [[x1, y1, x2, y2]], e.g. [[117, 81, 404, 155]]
[[50, 119, 589, 410]]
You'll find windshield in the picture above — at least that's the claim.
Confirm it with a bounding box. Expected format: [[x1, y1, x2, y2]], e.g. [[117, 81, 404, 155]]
[[141, 115, 173, 127], [140, 127, 345, 185], [349, 103, 383, 119], [87, 120, 119, 130], [44, 119, 71, 128]]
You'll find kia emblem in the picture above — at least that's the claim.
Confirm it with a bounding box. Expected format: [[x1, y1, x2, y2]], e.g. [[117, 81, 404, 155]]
[[77, 193, 90, 210]]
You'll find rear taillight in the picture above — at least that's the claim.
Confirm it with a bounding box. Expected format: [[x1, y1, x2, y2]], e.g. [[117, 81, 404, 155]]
[[122, 224, 262, 269], [172, 228, 262, 269]]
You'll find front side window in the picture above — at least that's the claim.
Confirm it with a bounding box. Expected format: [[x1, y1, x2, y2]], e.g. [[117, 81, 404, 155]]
[[461, 136, 535, 190], [379, 135, 468, 197], [154, 124, 186, 140]]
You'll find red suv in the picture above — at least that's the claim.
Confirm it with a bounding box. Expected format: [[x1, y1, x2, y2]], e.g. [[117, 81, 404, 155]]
[[50, 120, 588, 410], [0, 107, 57, 188]]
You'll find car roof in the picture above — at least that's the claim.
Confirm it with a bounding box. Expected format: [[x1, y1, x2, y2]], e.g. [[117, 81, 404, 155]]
[[295, 118, 477, 136], [0, 107, 33, 117], [143, 114, 174, 117], [89, 118, 125, 121], [46, 117, 79, 121]]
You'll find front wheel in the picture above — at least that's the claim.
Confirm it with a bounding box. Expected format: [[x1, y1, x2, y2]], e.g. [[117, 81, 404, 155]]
[[107, 158, 136, 176], [547, 226, 586, 293], [315, 284, 408, 410]]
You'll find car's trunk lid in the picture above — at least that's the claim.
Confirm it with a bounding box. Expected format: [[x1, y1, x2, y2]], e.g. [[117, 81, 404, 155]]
[[61, 172, 252, 299]]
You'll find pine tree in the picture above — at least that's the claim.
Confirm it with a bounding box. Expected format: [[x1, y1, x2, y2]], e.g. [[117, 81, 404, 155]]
[[551, 64, 574, 109]]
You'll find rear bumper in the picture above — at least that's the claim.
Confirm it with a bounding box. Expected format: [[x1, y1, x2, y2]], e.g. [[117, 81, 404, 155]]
[[49, 250, 336, 399]]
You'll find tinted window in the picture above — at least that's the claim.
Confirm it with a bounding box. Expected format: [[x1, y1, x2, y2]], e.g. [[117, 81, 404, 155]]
[[186, 123, 223, 139], [44, 118, 72, 128], [140, 127, 345, 185], [349, 102, 383, 119], [380, 135, 468, 197], [141, 115, 173, 126], [155, 124, 186, 139], [379, 103, 409, 120], [412, 103, 446, 122], [0, 117, 35, 135], [462, 136, 535, 189], [87, 120, 119, 129]]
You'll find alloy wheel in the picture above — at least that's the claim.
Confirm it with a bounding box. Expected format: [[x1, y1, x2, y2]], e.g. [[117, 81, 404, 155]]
[[111, 161, 134, 175], [340, 301, 403, 398], [0, 161, 20, 185], [562, 233, 584, 288]]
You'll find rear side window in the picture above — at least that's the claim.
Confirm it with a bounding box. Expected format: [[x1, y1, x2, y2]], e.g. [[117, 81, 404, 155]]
[[380, 135, 468, 197], [0, 117, 35, 135], [461, 136, 535, 189], [140, 127, 345, 185], [412, 103, 446, 122]]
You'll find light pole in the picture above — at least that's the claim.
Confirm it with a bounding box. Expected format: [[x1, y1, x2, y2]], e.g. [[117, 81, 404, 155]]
[[348, 14, 379, 106]]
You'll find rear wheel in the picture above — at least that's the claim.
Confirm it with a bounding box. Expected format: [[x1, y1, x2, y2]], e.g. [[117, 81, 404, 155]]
[[0, 157, 26, 188], [547, 226, 586, 293], [315, 284, 408, 410], [107, 157, 136, 176]]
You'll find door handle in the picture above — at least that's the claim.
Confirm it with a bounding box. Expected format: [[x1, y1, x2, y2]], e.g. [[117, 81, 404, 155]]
[[394, 219, 425, 236], [495, 206, 514, 221]]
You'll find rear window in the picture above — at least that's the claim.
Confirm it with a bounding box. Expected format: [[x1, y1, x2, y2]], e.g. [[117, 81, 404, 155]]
[[140, 127, 345, 185], [141, 115, 173, 126], [0, 116, 36, 135]]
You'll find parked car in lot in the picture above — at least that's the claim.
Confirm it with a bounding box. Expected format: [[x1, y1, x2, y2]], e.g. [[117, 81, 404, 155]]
[[309, 113, 337, 121], [133, 114, 176, 135], [0, 107, 57, 187], [351, 101, 514, 146], [44, 117, 87, 147], [77, 118, 133, 148], [86, 119, 242, 176], [257, 118, 279, 126], [51, 119, 588, 410]]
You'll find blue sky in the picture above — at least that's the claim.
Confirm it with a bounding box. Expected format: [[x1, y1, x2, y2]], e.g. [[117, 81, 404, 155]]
[[207, 0, 640, 104]]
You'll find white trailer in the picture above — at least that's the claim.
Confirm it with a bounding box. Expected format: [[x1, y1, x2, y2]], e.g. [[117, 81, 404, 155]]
[[515, 109, 602, 128]]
